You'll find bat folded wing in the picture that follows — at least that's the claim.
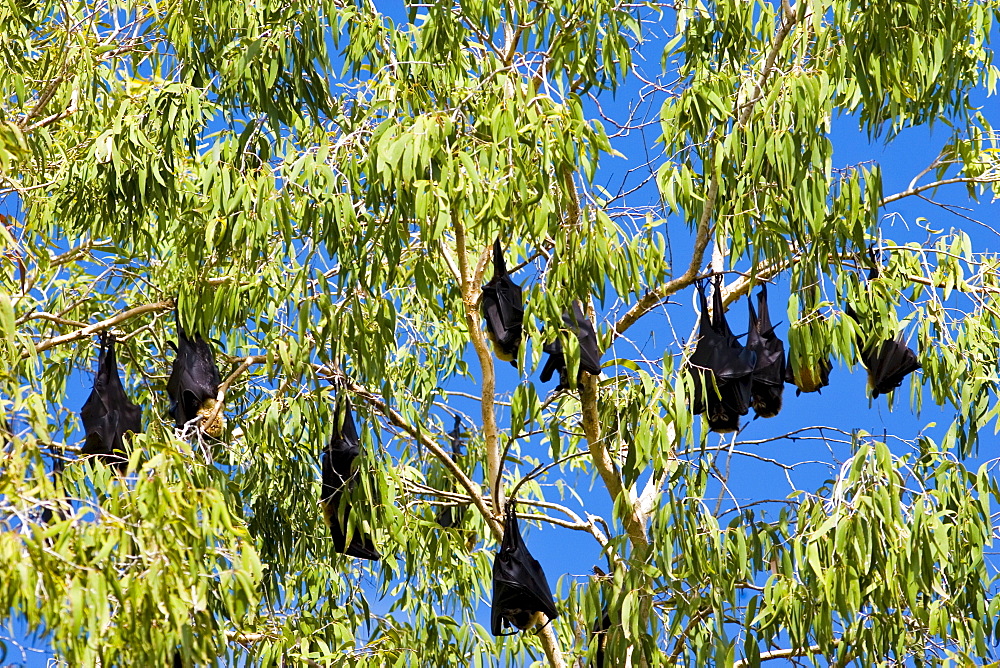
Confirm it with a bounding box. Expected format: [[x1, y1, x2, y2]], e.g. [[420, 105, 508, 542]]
[[481, 240, 525, 364], [320, 397, 380, 561], [79, 333, 142, 470], [865, 336, 921, 398], [321, 493, 381, 561], [167, 331, 221, 430], [687, 279, 756, 432], [491, 508, 558, 635], [746, 285, 786, 418]]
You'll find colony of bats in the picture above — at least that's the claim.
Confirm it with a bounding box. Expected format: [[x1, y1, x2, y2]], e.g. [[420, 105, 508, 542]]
[[67, 241, 921, 648]]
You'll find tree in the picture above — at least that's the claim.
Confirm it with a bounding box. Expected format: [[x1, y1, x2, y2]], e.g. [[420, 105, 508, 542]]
[[2, 0, 1000, 665]]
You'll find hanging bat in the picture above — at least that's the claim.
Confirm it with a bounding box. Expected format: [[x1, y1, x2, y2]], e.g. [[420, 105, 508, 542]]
[[436, 415, 466, 529], [845, 305, 921, 398], [784, 353, 832, 395], [481, 239, 524, 366], [80, 332, 143, 470], [40, 455, 70, 526], [321, 396, 380, 560], [592, 609, 611, 668], [166, 318, 223, 437], [491, 503, 559, 635], [862, 336, 921, 397], [589, 565, 612, 667], [745, 284, 785, 418], [687, 277, 756, 433], [540, 301, 602, 389]]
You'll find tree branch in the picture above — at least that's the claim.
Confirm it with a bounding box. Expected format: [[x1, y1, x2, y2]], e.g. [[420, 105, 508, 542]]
[[27, 300, 174, 357], [612, 6, 800, 343], [24, 87, 79, 133], [733, 644, 824, 667], [200, 355, 266, 437], [452, 212, 504, 516], [736, 8, 798, 127], [345, 379, 504, 542], [611, 153, 718, 342], [579, 371, 649, 552], [880, 174, 1000, 206], [537, 620, 566, 668]]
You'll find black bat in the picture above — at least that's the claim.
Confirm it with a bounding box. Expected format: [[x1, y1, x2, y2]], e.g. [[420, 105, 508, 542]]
[[687, 277, 756, 433], [845, 305, 921, 398], [321, 396, 380, 560], [436, 415, 466, 529], [166, 318, 222, 437], [592, 609, 611, 668], [745, 284, 785, 418], [540, 301, 602, 389], [491, 503, 559, 635], [80, 332, 142, 470], [40, 455, 69, 526], [481, 239, 524, 366], [862, 336, 921, 397]]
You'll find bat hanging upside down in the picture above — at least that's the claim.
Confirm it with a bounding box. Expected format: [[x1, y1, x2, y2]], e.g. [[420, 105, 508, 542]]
[[166, 316, 224, 438], [491, 503, 559, 635], [80, 331, 143, 470], [321, 395, 381, 561], [481, 239, 524, 366]]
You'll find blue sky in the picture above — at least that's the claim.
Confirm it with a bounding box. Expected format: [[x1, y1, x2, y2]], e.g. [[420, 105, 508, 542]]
[[5, 2, 1000, 667]]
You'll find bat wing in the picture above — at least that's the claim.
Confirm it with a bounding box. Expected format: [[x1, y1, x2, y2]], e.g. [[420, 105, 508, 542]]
[[167, 332, 221, 428], [81, 333, 115, 441], [591, 608, 611, 668], [344, 535, 381, 560], [481, 290, 505, 338], [490, 508, 558, 635], [540, 302, 601, 387], [687, 282, 720, 415], [481, 240, 524, 362], [80, 334, 141, 469], [184, 336, 221, 399], [711, 277, 756, 381], [482, 289, 520, 365], [688, 280, 755, 431], [80, 408, 118, 456], [322, 400, 361, 495], [320, 397, 379, 560], [706, 347, 757, 433], [867, 335, 921, 398], [321, 492, 381, 561], [448, 415, 465, 458], [80, 389, 109, 444], [746, 286, 786, 418], [436, 506, 458, 528], [847, 304, 920, 398], [569, 301, 602, 376], [492, 278, 524, 349], [539, 339, 566, 386], [437, 417, 466, 527]]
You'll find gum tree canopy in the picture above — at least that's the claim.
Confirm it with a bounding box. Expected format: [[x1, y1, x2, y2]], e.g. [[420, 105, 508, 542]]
[[3, 0, 1000, 665]]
